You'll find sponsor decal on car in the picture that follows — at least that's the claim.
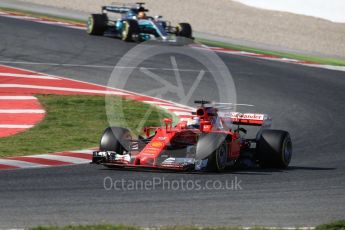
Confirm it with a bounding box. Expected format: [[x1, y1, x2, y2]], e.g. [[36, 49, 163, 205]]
[[141, 152, 155, 156], [144, 147, 161, 153], [230, 112, 265, 120], [151, 141, 164, 148]]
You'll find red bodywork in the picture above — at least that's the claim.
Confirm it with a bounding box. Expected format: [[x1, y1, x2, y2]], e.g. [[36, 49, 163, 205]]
[[101, 104, 271, 170]]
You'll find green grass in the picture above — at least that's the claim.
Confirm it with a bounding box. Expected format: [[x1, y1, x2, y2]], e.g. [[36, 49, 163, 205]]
[[196, 38, 345, 66], [29, 225, 281, 230], [29, 221, 345, 230], [316, 220, 345, 230], [0, 95, 172, 157], [1, 6, 344, 67], [31, 225, 138, 230]]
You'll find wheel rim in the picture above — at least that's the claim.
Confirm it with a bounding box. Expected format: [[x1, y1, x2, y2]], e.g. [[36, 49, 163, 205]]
[[87, 17, 93, 33], [176, 24, 181, 34], [122, 23, 129, 40], [216, 142, 227, 170], [283, 138, 292, 164]]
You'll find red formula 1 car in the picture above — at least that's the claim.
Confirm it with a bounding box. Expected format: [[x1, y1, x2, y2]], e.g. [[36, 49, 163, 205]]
[[92, 100, 292, 171]]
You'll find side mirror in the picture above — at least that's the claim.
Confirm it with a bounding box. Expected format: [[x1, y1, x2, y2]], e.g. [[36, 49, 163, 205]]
[[163, 118, 172, 131], [154, 15, 163, 20]]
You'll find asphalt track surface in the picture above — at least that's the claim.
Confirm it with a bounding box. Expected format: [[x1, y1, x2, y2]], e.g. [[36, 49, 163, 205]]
[[0, 16, 345, 228]]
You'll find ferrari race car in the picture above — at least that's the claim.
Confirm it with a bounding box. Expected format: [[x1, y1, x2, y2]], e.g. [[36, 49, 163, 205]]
[[86, 2, 193, 42], [92, 100, 292, 172]]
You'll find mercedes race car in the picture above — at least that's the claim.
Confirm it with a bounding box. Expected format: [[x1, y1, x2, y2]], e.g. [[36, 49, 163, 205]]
[[86, 2, 193, 42], [92, 100, 292, 172]]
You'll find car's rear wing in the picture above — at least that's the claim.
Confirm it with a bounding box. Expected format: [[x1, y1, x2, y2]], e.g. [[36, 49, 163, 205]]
[[102, 5, 131, 14], [102, 2, 147, 14], [220, 112, 272, 127], [230, 112, 272, 127]]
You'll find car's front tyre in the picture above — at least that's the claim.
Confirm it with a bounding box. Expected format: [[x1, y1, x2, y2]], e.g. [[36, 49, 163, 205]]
[[196, 133, 228, 172], [99, 127, 132, 154], [121, 20, 140, 42]]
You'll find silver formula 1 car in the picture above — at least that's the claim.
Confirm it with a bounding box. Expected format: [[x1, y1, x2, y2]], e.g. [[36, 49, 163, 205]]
[[86, 2, 193, 42]]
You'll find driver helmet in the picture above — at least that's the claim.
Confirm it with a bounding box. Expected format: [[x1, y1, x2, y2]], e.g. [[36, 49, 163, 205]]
[[187, 117, 200, 129], [138, 11, 146, 19]]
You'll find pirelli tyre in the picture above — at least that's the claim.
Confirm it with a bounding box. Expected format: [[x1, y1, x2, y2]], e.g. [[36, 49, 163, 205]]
[[176, 23, 192, 38], [99, 127, 132, 154], [196, 133, 228, 172], [87, 14, 108, 35], [256, 130, 292, 169], [121, 20, 140, 42]]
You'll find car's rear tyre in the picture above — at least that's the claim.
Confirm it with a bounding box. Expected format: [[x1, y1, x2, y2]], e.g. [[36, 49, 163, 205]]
[[176, 23, 192, 38], [122, 20, 140, 42], [256, 130, 292, 169], [196, 133, 228, 172], [87, 14, 108, 35], [100, 127, 132, 154]]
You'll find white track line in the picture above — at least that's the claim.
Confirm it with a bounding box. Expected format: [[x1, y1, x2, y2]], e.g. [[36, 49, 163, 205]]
[[34, 20, 84, 28], [0, 84, 129, 95], [304, 64, 345, 72], [70, 150, 94, 154], [0, 12, 85, 30], [0, 125, 33, 128], [0, 109, 45, 113], [29, 154, 90, 164], [0, 96, 37, 100], [66, 26, 85, 30], [0, 73, 58, 80], [0, 159, 47, 168], [0, 60, 207, 72], [3, 15, 37, 20]]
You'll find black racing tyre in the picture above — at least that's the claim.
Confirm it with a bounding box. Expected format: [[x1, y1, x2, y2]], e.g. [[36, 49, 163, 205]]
[[196, 133, 228, 172], [87, 14, 108, 35], [99, 127, 132, 154], [176, 23, 192, 38], [208, 141, 228, 172], [121, 20, 140, 42], [256, 130, 292, 169]]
